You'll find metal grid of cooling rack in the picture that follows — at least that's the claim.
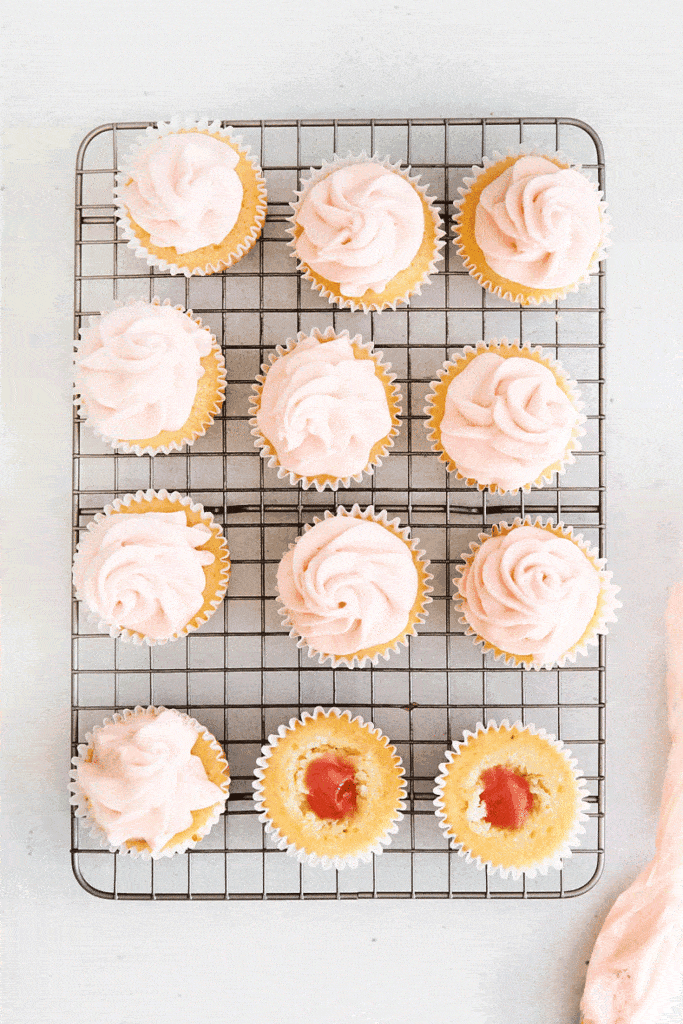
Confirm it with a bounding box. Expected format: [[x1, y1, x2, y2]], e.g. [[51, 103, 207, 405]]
[[72, 117, 606, 900]]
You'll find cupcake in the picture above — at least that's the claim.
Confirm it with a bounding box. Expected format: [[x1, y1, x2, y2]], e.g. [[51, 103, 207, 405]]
[[74, 298, 226, 455], [454, 518, 619, 670], [424, 339, 585, 493], [250, 326, 401, 490], [276, 505, 432, 668], [433, 720, 589, 878], [454, 151, 609, 305], [253, 707, 406, 869], [70, 706, 230, 859], [115, 119, 267, 276], [73, 489, 230, 644], [288, 154, 445, 312]]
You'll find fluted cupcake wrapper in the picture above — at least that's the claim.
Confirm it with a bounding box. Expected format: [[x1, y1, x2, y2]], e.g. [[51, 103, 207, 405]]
[[72, 489, 231, 645], [288, 152, 446, 313], [433, 719, 591, 880], [115, 118, 267, 277], [452, 146, 611, 306], [74, 296, 227, 456], [253, 706, 407, 870], [424, 338, 586, 494], [249, 326, 402, 491], [69, 705, 230, 860]]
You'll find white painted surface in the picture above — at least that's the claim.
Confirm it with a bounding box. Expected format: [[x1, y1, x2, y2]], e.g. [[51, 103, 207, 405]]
[[2, 2, 682, 1022]]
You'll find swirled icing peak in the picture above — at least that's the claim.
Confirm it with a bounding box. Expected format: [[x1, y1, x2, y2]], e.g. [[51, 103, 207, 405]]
[[295, 162, 424, 297], [256, 334, 393, 479], [76, 709, 226, 853], [474, 156, 602, 289], [439, 351, 578, 491], [119, 131, 244, 253], [73, 510, 214, 640], [458, 524, 601, 668], [277, 513, 419, 656], [75, 302, 214, 441]]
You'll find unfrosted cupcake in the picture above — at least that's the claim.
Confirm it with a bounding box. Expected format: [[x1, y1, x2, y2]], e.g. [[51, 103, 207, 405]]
[[115, 119, 267, 276], [276, 505, 432, 668], [433, 720, 589, 879], [425, 339, 585, 493], [73, 489, 230, 644], [455, 518, 619, 670], [454, 151, 609, 305], [250, 327, 401, 490], [70, 706, 229, 859], [74, 298, 226, 455], [289, 154, 445, 312], [253, 707, 406, 869]]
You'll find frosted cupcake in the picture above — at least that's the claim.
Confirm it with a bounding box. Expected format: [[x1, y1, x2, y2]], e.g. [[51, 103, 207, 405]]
[[454, 151, 609, 305], [253, 707, 406, 869], [425, 339, 585, 493], [276, 505, 432, 668], [433, 720, 589, 879], [455, 518, 619, 670], [250, 326, 401, 490], [73, 489, 230, 644], [70, 706, 229, 859], [115, 119, 267, 276], [289, 154, 445, 312], [74, 298, 226, 455]]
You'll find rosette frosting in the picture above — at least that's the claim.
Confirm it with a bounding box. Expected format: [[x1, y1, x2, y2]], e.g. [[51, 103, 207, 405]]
[[277, 514, 419, 656], [474, 156, 602, 289], [440, 352, 578, 490], [295, 163, 425, 297], [75, 302, 214, 441], [76, 709, 226, 854], [458, 525, 601, 667], [119, 132, 244, 253], [73, 511, 214, 640], [256, 334, 393, 479]]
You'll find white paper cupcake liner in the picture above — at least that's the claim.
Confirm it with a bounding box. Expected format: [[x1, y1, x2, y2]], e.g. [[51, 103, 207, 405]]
[[253, 706, 407, 870], [249, 326, 402, 491], [275, 504, 433, 668], [74, 296, 227, 456], [453, 516, 620, 670], [69, 705, 230, 860], [288, 152, 446, 312], [114, 118, 267, 277], [424, 338, 587, 494], [72, 488, 231, 645]]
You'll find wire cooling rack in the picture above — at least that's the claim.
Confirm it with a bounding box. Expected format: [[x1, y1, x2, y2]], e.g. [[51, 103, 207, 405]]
[[72, 117, 606, 900]]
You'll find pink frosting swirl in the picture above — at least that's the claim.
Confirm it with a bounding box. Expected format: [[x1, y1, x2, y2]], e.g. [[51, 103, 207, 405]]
[[73, 511, 214, 640], [295, 163, 424, 297], [119, 132, 244, 253], [474, 156, 602, 289], [256, 334, 392, 479], [277, 514, 418, 656], [75, 302, 214, 441], [458, 524, 601, 668], [439, 351, 578, 491], [76, 709, 226, 854]]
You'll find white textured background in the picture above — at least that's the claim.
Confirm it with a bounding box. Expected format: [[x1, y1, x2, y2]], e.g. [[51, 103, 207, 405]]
[[2, 2, 682, 1022]]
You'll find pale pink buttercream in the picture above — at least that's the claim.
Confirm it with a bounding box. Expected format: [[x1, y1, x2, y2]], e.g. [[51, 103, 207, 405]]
[[75, 302, 214, 441], [458, 525, 601, 668], [440, 352, 578, 491], [73, 511, 214, 640], [474, 156, 602, 290], [76, 709, 226, 854], [277, 514, 418, 656], [256, 334, 392, 479], [119, 132, 244, 253], [295, 163, 424, 297]]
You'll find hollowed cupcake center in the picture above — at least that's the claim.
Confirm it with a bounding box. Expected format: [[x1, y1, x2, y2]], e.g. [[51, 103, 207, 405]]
[[304, 754, 358, 820], [480, 765, 534, 830]]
